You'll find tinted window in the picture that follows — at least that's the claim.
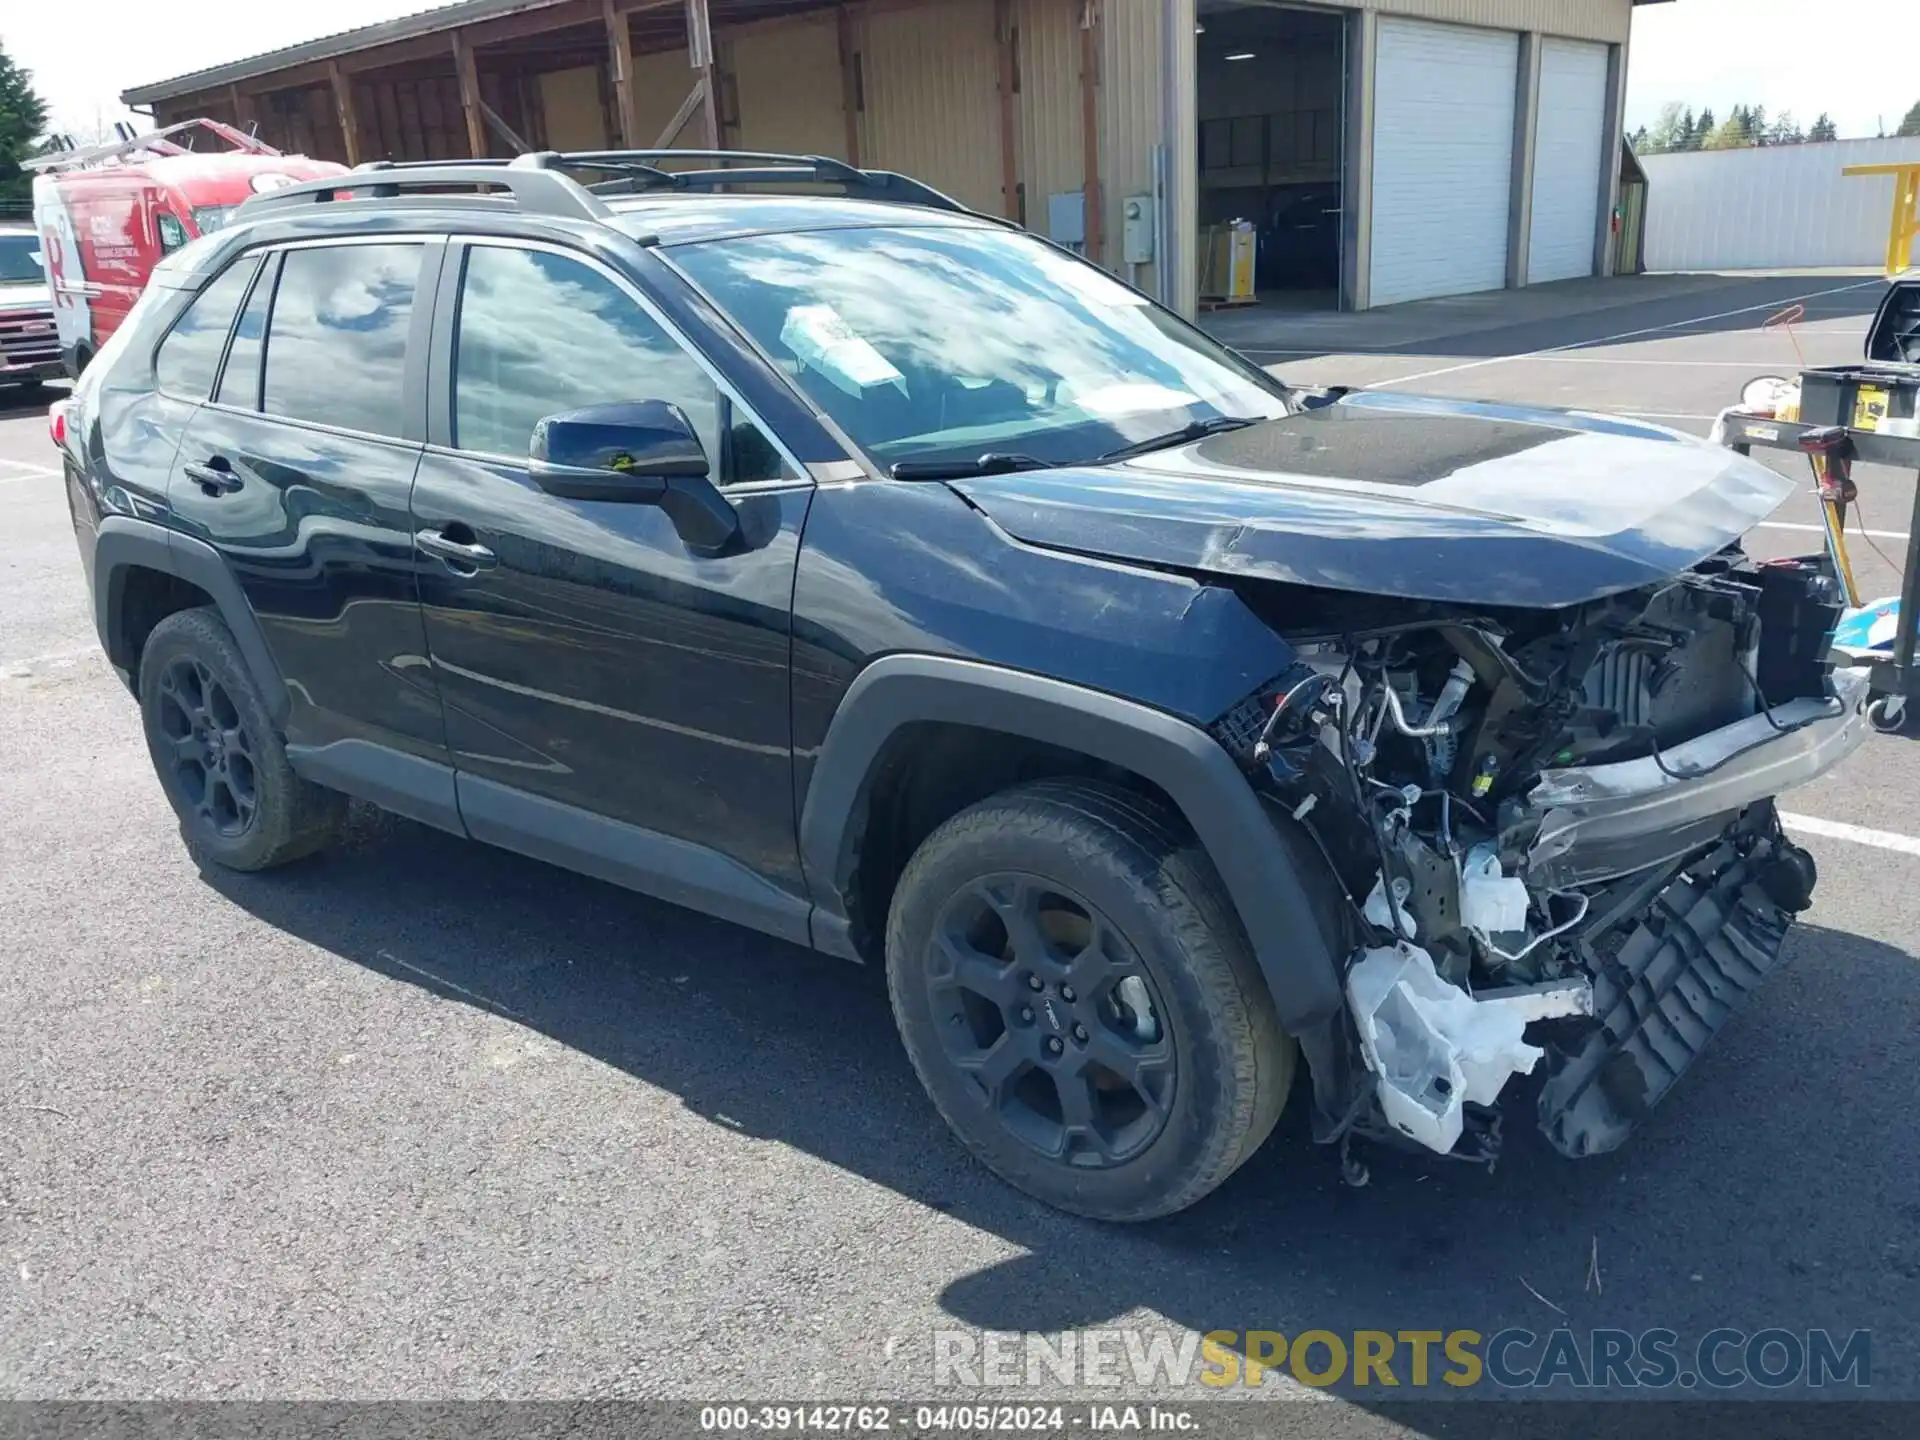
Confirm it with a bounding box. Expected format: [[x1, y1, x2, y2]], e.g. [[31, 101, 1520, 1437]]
[[453, 245, 786, 484], [154, 258, 257, 400], [216, 256, 274, 410], [262, 244, 423, 437]]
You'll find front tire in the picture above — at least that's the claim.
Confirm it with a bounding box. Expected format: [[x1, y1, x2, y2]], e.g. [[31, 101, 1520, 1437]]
[[886, 780, 1295, 1221], [138, 608, 345, 870]]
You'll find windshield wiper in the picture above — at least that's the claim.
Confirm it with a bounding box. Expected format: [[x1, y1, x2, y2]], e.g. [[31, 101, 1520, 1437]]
[[1096, 414, 1262, 463], [890, 452, 1053, 481]]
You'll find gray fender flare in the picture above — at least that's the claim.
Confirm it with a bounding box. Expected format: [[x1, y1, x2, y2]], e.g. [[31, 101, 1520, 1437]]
[[92, 513, 290, 726], [797, 654, 1344, 1034]]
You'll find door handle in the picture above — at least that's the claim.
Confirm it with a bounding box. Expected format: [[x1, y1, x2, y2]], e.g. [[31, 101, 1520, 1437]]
[[183, 458, 242, 495], [416, 526, 498, 573]]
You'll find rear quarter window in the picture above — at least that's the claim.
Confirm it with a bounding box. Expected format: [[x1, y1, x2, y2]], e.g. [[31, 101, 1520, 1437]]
[[152, 257, 259, 400]]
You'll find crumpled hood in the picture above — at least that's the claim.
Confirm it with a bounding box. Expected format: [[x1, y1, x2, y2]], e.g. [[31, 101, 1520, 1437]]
[[952, 392, 1795, 608]]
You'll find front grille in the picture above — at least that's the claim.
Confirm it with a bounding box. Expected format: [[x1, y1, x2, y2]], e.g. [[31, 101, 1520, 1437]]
[[0, 308, 60, 369]]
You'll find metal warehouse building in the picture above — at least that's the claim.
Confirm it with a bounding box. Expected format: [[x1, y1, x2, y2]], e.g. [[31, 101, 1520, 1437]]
[[123, 0, 1668, 315]]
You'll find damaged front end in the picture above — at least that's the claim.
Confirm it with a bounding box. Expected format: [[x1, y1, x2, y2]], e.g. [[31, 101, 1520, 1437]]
[[1214, 552, 1870, 1167]]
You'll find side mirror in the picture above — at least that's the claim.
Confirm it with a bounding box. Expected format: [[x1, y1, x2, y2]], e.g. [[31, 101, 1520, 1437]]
[[529, 400, 740, 552]]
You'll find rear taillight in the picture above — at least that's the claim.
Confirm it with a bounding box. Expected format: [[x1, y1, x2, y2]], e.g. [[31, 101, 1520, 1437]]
[[48, 401, 67, 451]]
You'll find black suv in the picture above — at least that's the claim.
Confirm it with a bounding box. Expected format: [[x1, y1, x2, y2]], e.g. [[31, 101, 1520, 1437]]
[[57, 150, 1867, 1220]]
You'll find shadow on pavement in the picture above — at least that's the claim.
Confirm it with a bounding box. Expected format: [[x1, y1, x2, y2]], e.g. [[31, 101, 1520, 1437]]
[[202, 802, 1920, 1409]]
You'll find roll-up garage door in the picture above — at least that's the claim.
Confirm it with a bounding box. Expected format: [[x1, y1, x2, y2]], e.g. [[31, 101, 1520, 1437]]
[[1527, 39, 1610, 284], [1370, 19, 1518, 307]]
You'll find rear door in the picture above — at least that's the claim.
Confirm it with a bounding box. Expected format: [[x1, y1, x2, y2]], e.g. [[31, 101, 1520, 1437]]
[[166, 237, 455, 823], [408, 238, 815, 920]]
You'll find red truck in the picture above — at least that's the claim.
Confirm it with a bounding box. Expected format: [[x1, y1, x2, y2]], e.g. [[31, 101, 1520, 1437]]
[[29, 119, 344, 376]]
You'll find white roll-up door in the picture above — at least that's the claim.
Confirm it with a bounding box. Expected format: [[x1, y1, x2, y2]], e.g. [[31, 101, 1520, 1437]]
[[1369, 19, 1518, 307], [1527, 39, 1611, 284]]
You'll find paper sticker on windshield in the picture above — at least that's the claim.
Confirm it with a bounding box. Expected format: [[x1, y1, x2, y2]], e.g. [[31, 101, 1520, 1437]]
[[780, 304, 906, 398], [1062, 380, 1199, 416]]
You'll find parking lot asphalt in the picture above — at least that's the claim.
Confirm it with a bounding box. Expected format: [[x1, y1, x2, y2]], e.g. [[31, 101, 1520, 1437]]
[[2, 272, 1917, 1425]]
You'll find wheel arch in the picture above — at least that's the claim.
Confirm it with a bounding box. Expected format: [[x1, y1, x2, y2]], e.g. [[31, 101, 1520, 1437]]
[[93, 514, 289, 726], [798, 654, 1345, 1035]]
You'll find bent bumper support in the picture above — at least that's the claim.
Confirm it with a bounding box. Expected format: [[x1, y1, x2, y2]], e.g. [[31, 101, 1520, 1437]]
[[1521, 668, 1870, 888]]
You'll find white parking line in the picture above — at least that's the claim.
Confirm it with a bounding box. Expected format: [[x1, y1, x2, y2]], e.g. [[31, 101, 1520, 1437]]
[[1378, 278, 1885, 388], [1781, 813, 1920, 858], [1756, 520, 1910, 542], [0, 460, 60, 480]]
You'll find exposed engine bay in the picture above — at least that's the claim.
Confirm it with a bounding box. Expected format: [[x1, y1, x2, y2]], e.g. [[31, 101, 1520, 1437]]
[[1214, 549, 1871, 1168]]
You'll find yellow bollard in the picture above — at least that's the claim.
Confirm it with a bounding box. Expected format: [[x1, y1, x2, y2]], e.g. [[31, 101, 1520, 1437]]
[[1844, 162, 1920, 276]]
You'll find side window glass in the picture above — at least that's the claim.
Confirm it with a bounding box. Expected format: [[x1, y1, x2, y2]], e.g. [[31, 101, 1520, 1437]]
[[216, 257, 274, 410], [156, 213, 189, 253], [153, 257, 257, 400], [452, 245, 789, 485], [262, 243, 423, 438]]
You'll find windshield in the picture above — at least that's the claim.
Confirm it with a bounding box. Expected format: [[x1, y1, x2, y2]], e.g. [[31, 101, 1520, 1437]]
[[0, 235, 44, 284], [670, 225, 1287, 471]]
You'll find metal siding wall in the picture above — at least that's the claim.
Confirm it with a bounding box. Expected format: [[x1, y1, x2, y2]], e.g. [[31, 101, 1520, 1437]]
[[1370, 0, 1630, 43], [729, 11, 849, 158], [1015, 0, 1084, 237], [1640, 137, 1920, 271], [1101, 0, 1163, 296], [859, 0, 1003, 214]]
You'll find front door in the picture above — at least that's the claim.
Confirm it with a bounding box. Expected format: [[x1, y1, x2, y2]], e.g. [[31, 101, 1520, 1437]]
[[409, 239, 814, 918], [166, 239, 451, 784]]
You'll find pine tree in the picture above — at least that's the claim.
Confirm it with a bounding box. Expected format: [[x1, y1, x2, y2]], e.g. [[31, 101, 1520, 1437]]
[[0, 42, 50, 204], [1691, 108, 1715, 151], [1897, 101, 1920, 138], [1809, 113, 1839, 142]]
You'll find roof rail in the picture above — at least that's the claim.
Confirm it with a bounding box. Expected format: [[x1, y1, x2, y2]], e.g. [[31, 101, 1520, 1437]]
[[236, 153, 612, 222], [232, 148, 983, 226], [542, 149, 974, 214]]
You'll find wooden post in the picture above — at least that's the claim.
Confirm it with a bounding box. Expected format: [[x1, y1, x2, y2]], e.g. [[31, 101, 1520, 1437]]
[[451, 31, 487, 157], [229, 84, 259, 141], [603, 0, 638, 147], [327, 60, 362, 166], [836, 5, 862, 165], [685, 0, 721, 148], [994, 0, 1019, 222], [1079, 0, 1102, 262]]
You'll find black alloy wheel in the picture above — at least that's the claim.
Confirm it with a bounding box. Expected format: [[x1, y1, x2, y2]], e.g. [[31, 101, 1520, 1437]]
[[928, 874, 1174, 1169], [153, 654, 259, 838], [887, 779, 1296, 1221], [137, 607, 345, 870]]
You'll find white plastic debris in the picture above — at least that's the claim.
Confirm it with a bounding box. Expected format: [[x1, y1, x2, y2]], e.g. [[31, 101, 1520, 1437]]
[[1458, 843, 1531, 938], [1363, 873, 1417, 939], [1345, 944, 1589, 1155]]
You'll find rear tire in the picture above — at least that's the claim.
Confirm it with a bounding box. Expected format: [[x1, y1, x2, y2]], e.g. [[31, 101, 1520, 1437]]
[[886, 779, 1295, 1221], [138, 608, 344, 871]]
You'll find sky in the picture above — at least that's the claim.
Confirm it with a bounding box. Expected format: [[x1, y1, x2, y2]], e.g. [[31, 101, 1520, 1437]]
[[1621, 0, 1917, 140], [5, 0, 1918, 147]]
